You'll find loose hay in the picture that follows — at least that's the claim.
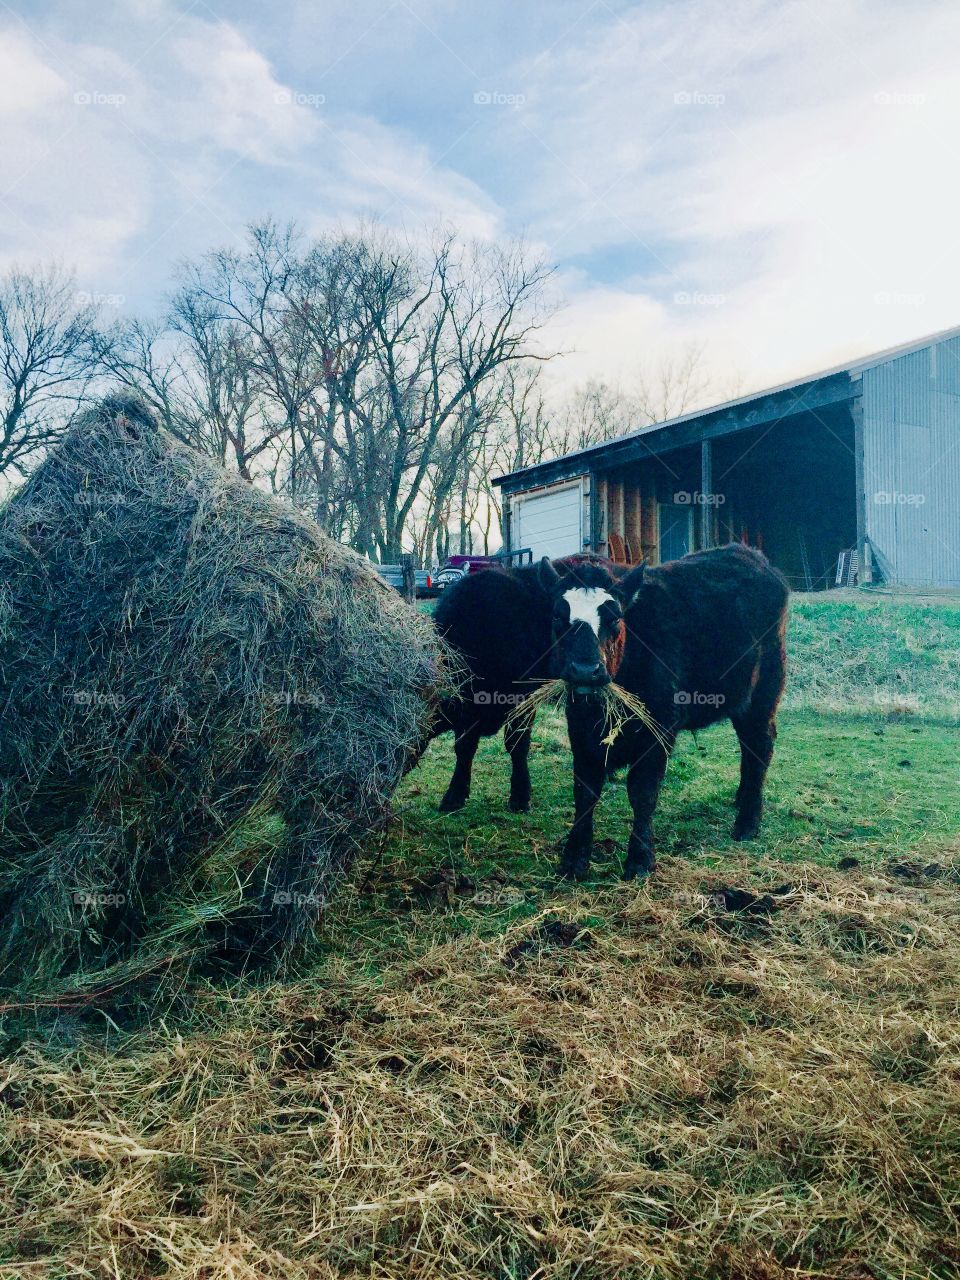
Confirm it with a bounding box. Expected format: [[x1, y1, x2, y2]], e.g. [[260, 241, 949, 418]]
[[602, 682, 671, 752], [503, 677, 567, 730], [2, 858, 959, 1278], [0, 395, 447, 990], [506, 679, 670, 755]]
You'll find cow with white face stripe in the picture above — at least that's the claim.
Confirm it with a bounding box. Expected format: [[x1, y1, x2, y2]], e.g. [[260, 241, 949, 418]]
[[428, 554, 620, 815], [550, 581, 626, 694], [539, 546, 789, 881]]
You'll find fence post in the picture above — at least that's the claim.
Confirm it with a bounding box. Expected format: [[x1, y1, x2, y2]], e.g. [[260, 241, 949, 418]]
[[400, 553, 416, 604]]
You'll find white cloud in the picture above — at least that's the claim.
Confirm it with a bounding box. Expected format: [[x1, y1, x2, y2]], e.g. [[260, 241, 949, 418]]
[[0, 28, 148, 278], [521, 0, 960, 396], [323, 117, 502, 240], [0, 4, 501, 299], [169, 22, 319, 162], [0, 30, 66, 115]]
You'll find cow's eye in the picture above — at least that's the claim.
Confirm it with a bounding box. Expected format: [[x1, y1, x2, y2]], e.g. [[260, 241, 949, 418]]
[[553, 604, 570, 629]]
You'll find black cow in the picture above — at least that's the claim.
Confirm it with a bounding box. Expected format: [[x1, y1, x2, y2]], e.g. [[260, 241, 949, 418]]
[[430, 561, 554, 813], [538, 544, 789, 880], [429, 555, 621, 813]]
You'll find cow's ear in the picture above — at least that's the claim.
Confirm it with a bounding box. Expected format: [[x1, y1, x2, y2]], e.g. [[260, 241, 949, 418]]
[[537, 555, 560, 592], [616, 562, 646, 610]]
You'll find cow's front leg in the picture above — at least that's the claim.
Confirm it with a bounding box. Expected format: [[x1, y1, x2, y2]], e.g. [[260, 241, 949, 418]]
[[439, 723, 482, 812], [623, 738, 671, 880], [559, 749, 605, 881], [504, 717, 533, 812]]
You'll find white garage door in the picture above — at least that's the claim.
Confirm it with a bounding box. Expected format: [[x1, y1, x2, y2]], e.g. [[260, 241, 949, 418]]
[[513, 481, 584, 560]]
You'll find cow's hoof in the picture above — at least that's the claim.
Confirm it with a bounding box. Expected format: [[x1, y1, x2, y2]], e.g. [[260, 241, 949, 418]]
[[623, 861, 654, 881], [732, 818, 760, 841], [439, 794, 467, 814], [558, 857, 591, 882], [507, 796, 530, 813]]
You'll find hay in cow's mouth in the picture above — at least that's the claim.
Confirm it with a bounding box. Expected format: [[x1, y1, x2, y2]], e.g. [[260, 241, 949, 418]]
[[503, 679, 669, 753], [601, 682, 671, 753], [502, 678, 567, 730]]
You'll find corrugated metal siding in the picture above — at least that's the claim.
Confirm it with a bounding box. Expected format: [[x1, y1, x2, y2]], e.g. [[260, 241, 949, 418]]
[[863, 336, 960, 587]]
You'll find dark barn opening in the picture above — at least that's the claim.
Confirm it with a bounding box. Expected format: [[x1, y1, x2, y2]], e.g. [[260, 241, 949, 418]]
[[589, 405, 857, 590], [711, 405, 857, 589]]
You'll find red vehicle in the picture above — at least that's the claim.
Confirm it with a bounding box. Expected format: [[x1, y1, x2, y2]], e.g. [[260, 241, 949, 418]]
[[432, 547, 533, 590]]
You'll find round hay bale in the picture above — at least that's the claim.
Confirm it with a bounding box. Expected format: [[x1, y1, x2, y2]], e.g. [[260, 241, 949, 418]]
[[0, 394, 445, 990]]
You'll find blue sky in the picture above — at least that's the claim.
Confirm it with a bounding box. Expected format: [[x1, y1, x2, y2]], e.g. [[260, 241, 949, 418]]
[[2, 0, 958, 395]]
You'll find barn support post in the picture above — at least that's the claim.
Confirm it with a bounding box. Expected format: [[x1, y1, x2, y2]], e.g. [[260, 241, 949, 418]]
[[589, 473, 599, 552], [641, 476, 658, 564], [700, 440, 715, 549], [593, 475, 608, 554], [850, 397, 872, 584]]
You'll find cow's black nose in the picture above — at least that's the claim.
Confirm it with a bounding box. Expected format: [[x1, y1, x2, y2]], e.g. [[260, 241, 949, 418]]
[[569, 660, 607, 686]]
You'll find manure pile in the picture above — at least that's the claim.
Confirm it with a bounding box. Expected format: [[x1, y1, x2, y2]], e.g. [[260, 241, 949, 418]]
[[2, 858, 959, 1278], [0, 395, 445, 989]]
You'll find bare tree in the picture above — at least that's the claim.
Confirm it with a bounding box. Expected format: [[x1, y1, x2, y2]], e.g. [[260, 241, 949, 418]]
[[633, 341, 715, 424], [0, 264, 102, 480], [6, 235, 727, 563], [93, 317, 181, 432], [174, 220, 318, 490], [278, 227, 554, 560], [550, 378, 635, 453], [351, 234, 553, 559]]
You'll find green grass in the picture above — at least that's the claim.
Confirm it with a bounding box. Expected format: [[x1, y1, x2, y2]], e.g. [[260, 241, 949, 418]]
[[308, 699, 959, 983], [394, 707, 958, 875], [331, 706, 958, 961], [786, 588, 960, 717]]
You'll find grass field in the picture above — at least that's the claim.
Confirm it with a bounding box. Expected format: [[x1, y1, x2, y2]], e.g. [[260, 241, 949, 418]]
[[3, 590, 960, 1279]]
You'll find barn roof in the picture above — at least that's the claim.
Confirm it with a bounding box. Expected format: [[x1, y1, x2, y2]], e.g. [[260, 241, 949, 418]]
[[494, 322, 960, 492]]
